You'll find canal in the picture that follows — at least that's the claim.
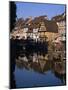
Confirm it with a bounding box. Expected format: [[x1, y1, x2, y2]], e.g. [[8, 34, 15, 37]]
[[14, 51, 66, 88], [10, 39, 66, 88]]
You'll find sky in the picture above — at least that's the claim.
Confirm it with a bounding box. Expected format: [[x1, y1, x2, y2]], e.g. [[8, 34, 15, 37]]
[[16, 2, 66, 20]]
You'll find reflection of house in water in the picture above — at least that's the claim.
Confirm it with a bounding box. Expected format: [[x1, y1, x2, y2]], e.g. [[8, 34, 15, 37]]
[[52, 61, 65, 74], [16, 52, 50, 73], [16, 51, 66, 83], [51, 60, 66, 84]]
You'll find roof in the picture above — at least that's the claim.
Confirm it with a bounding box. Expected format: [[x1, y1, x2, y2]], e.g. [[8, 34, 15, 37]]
[[44, 20, 58, 33], [51, 12, 66, 22], [14, 15, 58, 33], [31, 20, 58, 33]]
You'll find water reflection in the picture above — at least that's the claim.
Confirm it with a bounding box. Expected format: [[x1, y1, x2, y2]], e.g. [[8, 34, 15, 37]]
[[15, 51, 66, 88], [10, 38, 66, 88]]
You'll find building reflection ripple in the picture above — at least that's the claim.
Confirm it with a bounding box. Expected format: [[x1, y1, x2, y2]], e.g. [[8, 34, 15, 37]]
[[15, 51, 66, 87]]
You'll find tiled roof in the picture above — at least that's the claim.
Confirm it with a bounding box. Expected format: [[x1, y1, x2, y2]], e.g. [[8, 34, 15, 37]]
[[44, 20, 58, 33], [30, 20, 58, 33], [15, 15, 58, 33], [51, 12, 66, 22]]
